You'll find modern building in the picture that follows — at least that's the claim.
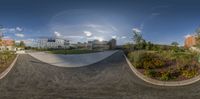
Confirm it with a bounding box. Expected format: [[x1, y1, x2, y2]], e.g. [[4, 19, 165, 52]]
[[37, 37, 70, 49], [184, 35, 197, 48]]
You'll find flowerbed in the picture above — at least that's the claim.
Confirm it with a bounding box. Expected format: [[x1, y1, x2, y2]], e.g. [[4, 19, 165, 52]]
[[128, 50, 200, 81]]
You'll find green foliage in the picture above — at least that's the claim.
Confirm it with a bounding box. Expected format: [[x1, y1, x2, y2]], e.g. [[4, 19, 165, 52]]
[[16, 41, 26, 48], [182, 69, 198, 79], [128, 51, 145, 68], [128, 49, 200, 80], [144, 69, 157, 77], [123, 43, 133, 50], [128, 51, 165, 69], [132, 29, 149, 50], [171, 42, 179, 46], [160, 71, 171, 81], [0, 51, 16, 68]]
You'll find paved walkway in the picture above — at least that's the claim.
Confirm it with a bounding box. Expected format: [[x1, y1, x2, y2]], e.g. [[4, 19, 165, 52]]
[[28, 50, 117, 67], [0, 51, 200, 99]]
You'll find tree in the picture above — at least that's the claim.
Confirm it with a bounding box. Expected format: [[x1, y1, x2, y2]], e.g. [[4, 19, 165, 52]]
[[171, 42, 179, 52], [0, 25, 3, 46], [171, 42, 179, 47], [146, 41, 154, 50], [133, 29, 143, 44], [19, 41, 26, 48], [196, 27, 200, 47], [132, 28, 146, 50]]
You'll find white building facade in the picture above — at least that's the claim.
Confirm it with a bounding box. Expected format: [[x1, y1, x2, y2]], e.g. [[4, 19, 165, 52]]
[[37, 37, 70, 49]]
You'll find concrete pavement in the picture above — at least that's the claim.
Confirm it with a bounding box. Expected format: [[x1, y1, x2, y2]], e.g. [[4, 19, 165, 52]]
[[0, 51, 200, 99], [28, 50, 117, 67]]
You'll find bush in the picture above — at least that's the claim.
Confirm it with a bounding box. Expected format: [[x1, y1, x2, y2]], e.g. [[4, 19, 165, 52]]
[[128, 49, 200, 81], [128, 51, 145, 68], [0, 51, 16, 68], [160, 71, 171, 81], [144, 69, 157, 77], [128, 51, 165, 69]]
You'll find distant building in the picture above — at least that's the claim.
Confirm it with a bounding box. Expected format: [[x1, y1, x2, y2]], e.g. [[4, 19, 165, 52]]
[[37, 37, 70, 49], [77, 42, 87, 49], [184, 35, 197, 48], [0, 39, 15, 51], [88, 40, 110, 50], [108, 39, 116, 49], [73, 39, 117, 50]]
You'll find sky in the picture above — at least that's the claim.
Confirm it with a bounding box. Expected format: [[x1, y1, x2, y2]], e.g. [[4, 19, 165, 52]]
[[0, 0, 200, 46]]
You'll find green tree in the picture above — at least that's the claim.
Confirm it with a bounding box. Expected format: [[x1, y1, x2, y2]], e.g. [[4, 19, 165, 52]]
[[171, 42, 179, 47], [145, 41, 154, 50], [171, 42, 179, 52], [132, 29, 146, 50], [195, 27, 200, 47], [19, 41, 26, 48]]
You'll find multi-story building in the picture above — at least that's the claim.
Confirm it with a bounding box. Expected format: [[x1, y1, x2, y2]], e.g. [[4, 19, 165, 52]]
[[184, 35, 197, 48], [37, 37, 70, 49], [87, 40, 109, 50]]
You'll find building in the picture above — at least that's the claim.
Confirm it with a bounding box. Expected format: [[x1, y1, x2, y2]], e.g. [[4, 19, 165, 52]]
[[184, 35, 197, 48], [0, 39, 15, 51], [37, 37, 70, 49], [77, 42, 87, 49], [73, 39, 117, 50], [88, 40, 110, 50], [108, 39, 117, 49]]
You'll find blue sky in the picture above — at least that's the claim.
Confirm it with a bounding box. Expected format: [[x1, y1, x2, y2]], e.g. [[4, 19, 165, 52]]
[[0, 0, 200, 45]]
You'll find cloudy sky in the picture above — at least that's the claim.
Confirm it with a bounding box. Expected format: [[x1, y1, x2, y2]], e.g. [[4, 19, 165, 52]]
[[0, 0, 200, 45]]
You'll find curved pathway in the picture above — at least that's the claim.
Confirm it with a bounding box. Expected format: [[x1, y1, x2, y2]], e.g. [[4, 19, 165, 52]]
[[0, 51, 200, 99], [28, 51, 117, 67]]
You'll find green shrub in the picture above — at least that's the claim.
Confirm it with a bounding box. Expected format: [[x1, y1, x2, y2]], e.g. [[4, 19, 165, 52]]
[[182, 70, 198, 79], [0, 51, 16, 68], [160, 71, 171, 81], [128, 51, 165, 69], [144, 69, 157, 77], [128, 51, 146, 68]]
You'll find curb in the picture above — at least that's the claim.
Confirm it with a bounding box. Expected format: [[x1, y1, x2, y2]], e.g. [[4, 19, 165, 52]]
[[0, 54, 19, 80], [124, 54, 200, 86]]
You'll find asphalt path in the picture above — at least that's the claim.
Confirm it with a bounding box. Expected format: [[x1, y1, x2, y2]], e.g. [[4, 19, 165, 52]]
[[0, 51, 200, 99]]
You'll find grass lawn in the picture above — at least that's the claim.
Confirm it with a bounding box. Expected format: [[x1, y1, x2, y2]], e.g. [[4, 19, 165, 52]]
[[0, 51, 16, 74], [47, 49, 100, 54], [128, 50, 200, 81]]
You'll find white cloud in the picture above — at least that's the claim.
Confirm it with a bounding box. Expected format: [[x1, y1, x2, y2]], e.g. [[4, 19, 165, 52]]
[[121, 36, 127, 39], [87, 36, 104, 42], [98, 38, 104, 42], [3, 36, 11, 39], [16, 27, 23, 32], [84, 31, 92, 37], [112, 35, 117, 39], [15, 33, 24, 37], [54, 31, 61, 37], [184, 34, 192, 38], [132, 28, 141, 33], [64, 35, 85, 39]]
